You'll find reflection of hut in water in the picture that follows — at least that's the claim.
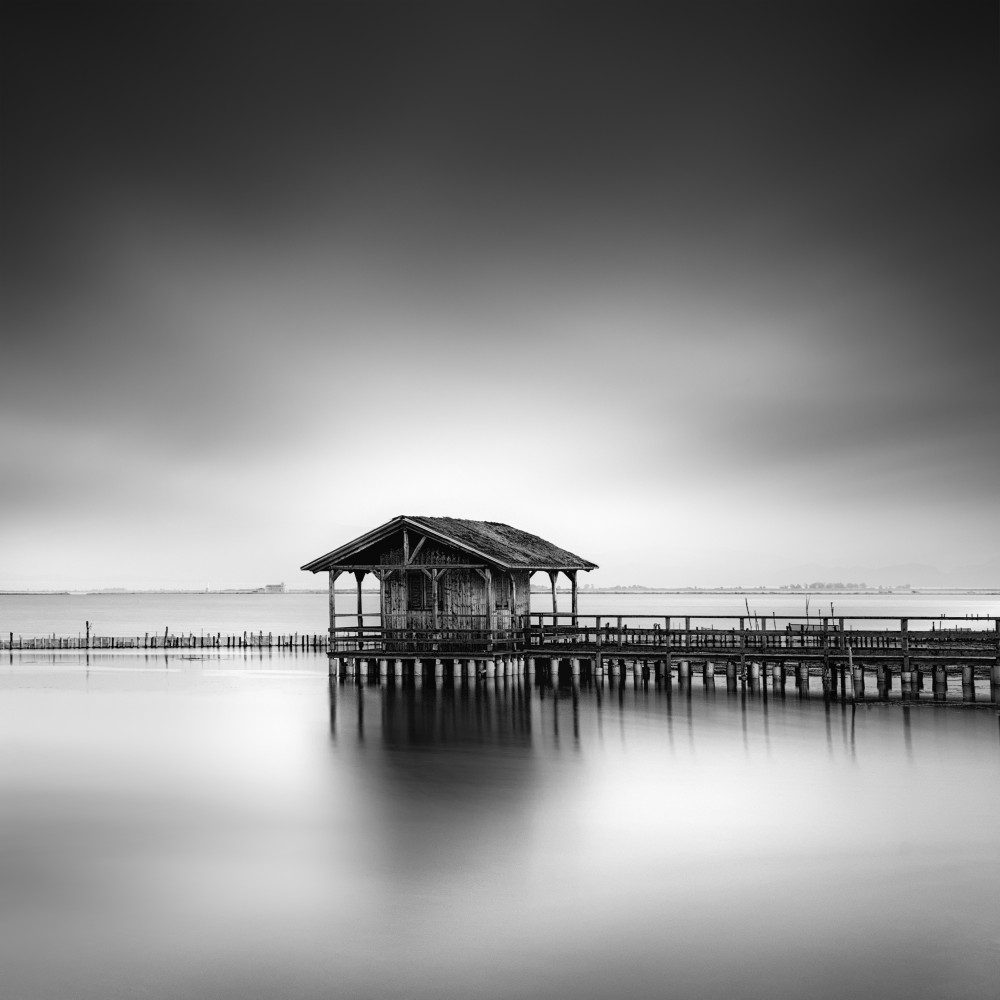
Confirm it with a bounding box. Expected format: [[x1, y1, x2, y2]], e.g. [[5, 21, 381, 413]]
[[332, 681, 544, 880], [378, 677, 535, 748], [302, 515, 597, 655]]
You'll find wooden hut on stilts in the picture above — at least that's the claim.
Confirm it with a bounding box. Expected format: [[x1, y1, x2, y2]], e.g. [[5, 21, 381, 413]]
[[301, 515, 597, 674]]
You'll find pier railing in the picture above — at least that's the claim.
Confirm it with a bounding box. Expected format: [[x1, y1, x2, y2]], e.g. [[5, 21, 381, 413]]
[[3, 614, 998, 668], [524, 613, 1000, 664]]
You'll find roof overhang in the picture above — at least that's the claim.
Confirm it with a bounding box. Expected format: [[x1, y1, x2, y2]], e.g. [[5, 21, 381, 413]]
[[301, 515, 597, 574]]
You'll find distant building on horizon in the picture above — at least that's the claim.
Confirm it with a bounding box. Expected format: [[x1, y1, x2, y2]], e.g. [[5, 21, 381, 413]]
[[263, 583, 285, 594]]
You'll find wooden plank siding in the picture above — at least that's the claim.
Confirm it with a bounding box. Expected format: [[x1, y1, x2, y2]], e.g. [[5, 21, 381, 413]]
[[377, 542, 531, 641]]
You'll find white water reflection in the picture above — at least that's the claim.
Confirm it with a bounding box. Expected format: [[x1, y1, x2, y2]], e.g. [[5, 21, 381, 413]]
[[1, 653, 998, 1000]]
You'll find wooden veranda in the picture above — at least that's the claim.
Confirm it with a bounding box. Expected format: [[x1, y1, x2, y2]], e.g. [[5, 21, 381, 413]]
[[301, 514, 597, 655]]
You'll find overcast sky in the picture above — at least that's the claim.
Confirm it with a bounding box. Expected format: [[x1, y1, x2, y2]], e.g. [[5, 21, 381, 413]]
[[2, 2, 997, 589]]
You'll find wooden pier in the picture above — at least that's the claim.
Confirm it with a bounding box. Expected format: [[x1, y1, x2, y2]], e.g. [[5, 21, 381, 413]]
[[4, 614, 998, 703], [322, 611, 1000, 704]]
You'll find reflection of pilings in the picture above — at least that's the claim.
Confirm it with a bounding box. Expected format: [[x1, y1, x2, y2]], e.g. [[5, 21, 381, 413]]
[[328, 676, 337, 738]]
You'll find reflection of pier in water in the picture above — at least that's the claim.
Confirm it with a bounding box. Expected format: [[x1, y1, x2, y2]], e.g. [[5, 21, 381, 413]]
[[328, 672, 1000, 767]]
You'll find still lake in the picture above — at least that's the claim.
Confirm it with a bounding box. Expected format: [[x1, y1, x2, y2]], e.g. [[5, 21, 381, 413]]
[[2, 593, 999, 999]]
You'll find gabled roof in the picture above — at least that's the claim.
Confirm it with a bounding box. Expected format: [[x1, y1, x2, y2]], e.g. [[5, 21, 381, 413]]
[[301, 515, 598, 573]]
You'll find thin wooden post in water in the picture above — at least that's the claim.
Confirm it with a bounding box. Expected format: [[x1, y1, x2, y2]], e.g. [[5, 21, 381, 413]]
[[738, 618, 746, 680], [901, 619, 912, 697]]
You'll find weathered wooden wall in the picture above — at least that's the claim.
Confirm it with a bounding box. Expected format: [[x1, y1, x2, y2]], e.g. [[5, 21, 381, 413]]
[[376, 542, 530, 632]]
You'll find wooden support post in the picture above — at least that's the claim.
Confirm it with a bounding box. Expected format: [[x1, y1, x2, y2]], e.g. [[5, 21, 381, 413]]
[[739, 617, 746, 678], [851, 656, 864, 700], [961, 664, 975, 701], [354, 571, 365, 633], [901, 617, 910, 678], [876, 663, 888, 697], [773, 662, 785, 692], [485, 568, 495, 650], [399, 564, 408, 639], [900, 660, 914, 698], [933, 664, 947, 700], [569, 571, 578, 629], [394, 658, 403, 679], [822, 617, 830, 676]]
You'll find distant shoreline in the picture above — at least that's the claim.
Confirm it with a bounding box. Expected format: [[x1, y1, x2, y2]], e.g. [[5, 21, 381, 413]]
[[2, 587, 997, 597]]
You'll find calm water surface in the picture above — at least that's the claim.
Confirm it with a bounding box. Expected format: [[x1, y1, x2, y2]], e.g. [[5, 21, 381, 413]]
[[2, 650, 998, 1000]]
